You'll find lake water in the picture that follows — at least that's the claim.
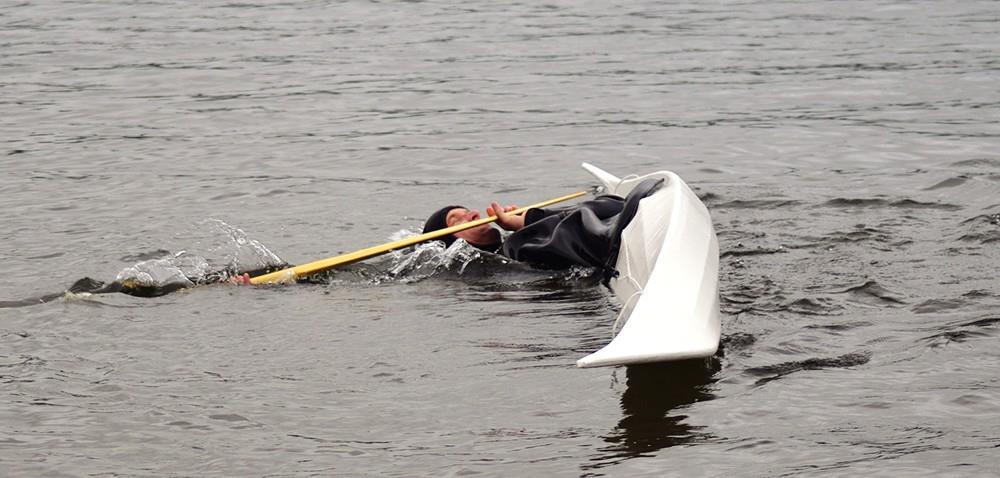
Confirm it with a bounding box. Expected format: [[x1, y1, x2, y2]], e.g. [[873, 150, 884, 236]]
[[2, 1, 999, 476]]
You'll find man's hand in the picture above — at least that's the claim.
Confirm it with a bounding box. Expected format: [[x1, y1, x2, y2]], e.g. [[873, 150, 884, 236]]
[[227, 273, 251, 285], [487, 202, 525, 231]]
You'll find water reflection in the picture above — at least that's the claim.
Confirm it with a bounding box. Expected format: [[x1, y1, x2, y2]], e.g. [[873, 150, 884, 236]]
[[587, 359, 719, 470]]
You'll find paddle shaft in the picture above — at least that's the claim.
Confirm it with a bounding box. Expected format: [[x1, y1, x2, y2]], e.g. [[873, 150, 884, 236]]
[[249, 190, 588, 285]]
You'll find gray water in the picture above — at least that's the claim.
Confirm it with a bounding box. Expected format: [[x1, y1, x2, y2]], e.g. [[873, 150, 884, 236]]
[[2, 0, 999, 476]]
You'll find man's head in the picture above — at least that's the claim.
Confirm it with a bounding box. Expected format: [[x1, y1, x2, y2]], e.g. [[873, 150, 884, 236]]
[[423, 205, 501, 249]]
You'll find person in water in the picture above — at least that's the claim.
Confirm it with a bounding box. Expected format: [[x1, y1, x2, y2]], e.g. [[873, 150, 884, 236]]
[[420, 177, 663, 275], [226, 178, 663, 285]]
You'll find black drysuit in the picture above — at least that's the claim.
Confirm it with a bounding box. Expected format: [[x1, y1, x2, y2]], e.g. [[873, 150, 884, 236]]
[[500, 178, 663, 276]]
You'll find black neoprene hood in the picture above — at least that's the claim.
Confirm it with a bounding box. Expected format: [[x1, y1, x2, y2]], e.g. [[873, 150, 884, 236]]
[[422, 205, 464, 246]]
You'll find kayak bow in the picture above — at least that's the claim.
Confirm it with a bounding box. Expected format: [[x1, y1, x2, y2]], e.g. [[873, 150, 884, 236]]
[[576, 163, 721, 367]]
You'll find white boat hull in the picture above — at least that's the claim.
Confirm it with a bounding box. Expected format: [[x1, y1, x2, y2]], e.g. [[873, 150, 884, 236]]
[[576, 163, 721, 368]]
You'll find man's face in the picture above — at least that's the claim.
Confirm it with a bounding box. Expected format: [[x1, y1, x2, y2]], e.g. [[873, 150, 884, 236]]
[[446, 207, 501, 247]]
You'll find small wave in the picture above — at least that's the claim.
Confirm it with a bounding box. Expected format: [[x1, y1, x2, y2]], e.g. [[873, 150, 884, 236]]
[[924, 176, 970, 190], [956, 232, 1000, 244], [921, 329, 993, 347], [0, 354, 46, 369], [920, 316, 999, 348], [27, 252, 64, 260], [921, 315, 1000, 348], [889, 199, 962, 211], [835, 280, 906, 305], [821, 198, 889, 208], [460, 276, 604, 306], [832, 226, 889, 243], [716, 199, 800, 209], [698, 191, 721, 203], [746, 351, 872, 386], [803, 321, 873, 332], [819, 197, 962, 210], [721, 277, 782, 307], [719, 333, 756, 356], [0, 298, 52, 309], [956, 213, 1000, 243], [118, 249, 172, 262], [961, 317, 1000, 328], [951, 158, 1000, 168], [477, 341, 576, 365], [783, 297, 844, 316], [0, 278, 113, 308], [60, 291, 141, 308], [721, 246, 786, 258], [911, 298, 969, 314], [959, 213, 1000, 226]]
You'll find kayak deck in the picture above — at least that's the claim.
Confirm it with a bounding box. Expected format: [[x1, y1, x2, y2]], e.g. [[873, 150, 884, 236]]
[[576, 163, 720, 368]]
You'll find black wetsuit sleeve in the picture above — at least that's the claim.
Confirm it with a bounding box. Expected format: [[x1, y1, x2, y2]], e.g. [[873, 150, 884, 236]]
[[502, 195, 626, 269], [501, 179, 664, 271], [524, 195, 625, 226]]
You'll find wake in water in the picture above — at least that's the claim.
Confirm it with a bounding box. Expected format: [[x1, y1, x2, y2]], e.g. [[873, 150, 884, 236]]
[[109, 219, 289, 295], [2, 224, 600, 307], [1, 220, 288, 306]]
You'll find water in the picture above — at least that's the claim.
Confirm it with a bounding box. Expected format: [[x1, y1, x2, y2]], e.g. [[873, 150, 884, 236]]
[[2, 0, 999, 475]]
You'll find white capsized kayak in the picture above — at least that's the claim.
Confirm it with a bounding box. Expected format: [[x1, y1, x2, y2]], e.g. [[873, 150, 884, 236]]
[[576, 163, 720, 368]]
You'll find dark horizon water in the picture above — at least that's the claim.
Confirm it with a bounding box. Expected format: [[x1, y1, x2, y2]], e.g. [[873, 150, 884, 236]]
[[2, 1, 999, 476]]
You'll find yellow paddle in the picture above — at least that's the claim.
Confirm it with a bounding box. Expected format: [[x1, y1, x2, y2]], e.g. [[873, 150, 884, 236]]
[[249, 190, 588, 285]]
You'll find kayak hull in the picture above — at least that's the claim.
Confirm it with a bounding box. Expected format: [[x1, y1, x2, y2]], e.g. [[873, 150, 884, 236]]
[[576, 163, 720, 368]]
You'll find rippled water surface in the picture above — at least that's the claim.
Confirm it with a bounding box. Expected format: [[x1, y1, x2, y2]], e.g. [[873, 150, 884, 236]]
[[2, 1, 999, 476]]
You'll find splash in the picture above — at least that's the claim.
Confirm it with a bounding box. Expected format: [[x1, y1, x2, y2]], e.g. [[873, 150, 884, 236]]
[[382, 229, 499, 283], [113, 219, 286, 290], [204, 219, 285, 273], [374, 229, 599, 287], [114, 251, 205, 289]]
